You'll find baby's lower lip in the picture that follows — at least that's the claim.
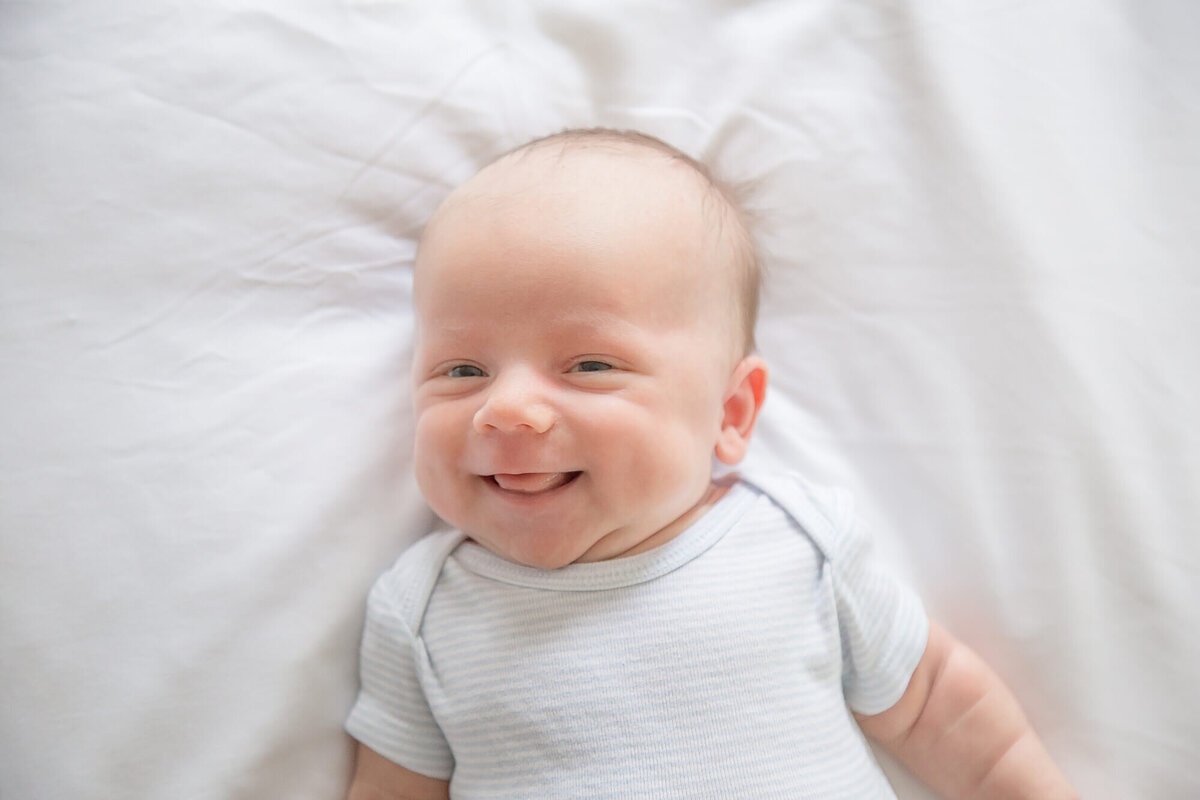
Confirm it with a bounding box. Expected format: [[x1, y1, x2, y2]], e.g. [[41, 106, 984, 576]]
[[489, 472, 579, 494]]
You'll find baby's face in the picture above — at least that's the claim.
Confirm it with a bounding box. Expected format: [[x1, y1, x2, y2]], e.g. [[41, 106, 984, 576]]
[[411, 146, 746, 568]]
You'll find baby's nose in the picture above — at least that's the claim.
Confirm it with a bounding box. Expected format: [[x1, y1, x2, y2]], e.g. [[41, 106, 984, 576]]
[[472, 374, 557, 435]]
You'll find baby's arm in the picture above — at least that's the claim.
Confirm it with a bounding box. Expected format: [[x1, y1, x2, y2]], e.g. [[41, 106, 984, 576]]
[[855, 621, 1077, 800], [346, 742, 449, 800]]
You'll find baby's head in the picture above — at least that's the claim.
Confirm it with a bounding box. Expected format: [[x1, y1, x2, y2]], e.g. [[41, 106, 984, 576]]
[[411, 129, 768, 568]]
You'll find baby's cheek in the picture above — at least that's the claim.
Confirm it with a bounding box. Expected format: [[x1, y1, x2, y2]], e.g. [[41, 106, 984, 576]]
[[414, 404, 460, 450], [607, 414, 695, 487], [412, 416, 459, 500]]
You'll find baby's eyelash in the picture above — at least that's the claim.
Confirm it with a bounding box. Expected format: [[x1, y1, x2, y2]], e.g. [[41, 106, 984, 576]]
[[570, 360, 613, 373]]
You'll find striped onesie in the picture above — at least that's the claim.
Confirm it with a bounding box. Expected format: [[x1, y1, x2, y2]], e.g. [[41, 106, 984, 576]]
[[347, 471, 928, 798]]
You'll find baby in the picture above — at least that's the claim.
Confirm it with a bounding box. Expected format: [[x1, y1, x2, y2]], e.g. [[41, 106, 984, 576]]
[[345, 129, 1077, 799]]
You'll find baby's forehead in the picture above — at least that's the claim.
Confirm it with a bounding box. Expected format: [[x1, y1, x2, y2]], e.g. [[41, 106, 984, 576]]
[[424, 144, 719, 273], [418, 135, 756, 354], [424, 141, 736, 275]]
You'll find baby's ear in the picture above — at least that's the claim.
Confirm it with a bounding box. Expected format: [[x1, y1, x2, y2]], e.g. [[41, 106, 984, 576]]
[[714, 355, 768, 465]]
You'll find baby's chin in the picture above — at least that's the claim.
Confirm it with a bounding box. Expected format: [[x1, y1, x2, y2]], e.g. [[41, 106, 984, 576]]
[[469, 533, 586, 570]]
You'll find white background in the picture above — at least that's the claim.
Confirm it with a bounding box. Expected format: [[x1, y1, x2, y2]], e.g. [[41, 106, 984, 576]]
[[2, 2, 1197, 797]]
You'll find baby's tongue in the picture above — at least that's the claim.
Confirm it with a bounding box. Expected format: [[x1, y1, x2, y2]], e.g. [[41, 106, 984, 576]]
[[493, 473, 569, 493]]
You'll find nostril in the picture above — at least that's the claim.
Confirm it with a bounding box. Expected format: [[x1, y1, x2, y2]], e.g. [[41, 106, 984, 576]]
[[522, 404, 556, 434]]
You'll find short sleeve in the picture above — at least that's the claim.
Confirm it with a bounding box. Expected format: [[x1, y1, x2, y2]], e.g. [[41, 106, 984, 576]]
[[821, 488, 930, 715], [345, 561, 455, 780], [741, 470, 930, 716]]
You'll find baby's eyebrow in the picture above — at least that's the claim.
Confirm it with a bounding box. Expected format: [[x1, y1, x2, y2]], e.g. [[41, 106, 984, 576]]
[[421, 321, 473, 336], [415, 316, 498, 339], [545, 313, 650, 343]]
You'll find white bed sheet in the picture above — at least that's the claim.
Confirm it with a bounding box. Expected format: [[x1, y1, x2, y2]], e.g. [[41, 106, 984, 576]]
[[2, 2, 1197, 798]]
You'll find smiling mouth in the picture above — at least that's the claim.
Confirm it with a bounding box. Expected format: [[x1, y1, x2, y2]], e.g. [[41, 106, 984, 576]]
[[487, 471, 581, 494]]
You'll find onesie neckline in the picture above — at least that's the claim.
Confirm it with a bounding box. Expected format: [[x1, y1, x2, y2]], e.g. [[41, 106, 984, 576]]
[[452, 479, 756, 592]]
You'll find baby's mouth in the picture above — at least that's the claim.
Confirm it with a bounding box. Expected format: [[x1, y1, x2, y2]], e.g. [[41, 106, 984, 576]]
[[488, 472, 581, 494]]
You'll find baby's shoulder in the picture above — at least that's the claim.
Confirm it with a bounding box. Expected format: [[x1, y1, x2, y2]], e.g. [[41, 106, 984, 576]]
[[366, 528, 467, 628], [738, 469, 865, 564]]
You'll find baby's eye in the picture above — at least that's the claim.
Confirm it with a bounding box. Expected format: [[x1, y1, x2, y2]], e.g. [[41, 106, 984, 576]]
[[571, 360, 613, 373], [446, 364, 486, 378]]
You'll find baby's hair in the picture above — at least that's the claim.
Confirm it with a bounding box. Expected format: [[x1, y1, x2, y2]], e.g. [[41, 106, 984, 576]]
[[501, 128, 762, 355]]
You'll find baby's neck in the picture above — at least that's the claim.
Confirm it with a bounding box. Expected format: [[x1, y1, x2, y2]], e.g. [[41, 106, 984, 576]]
[[575, 479, 733, 564]]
